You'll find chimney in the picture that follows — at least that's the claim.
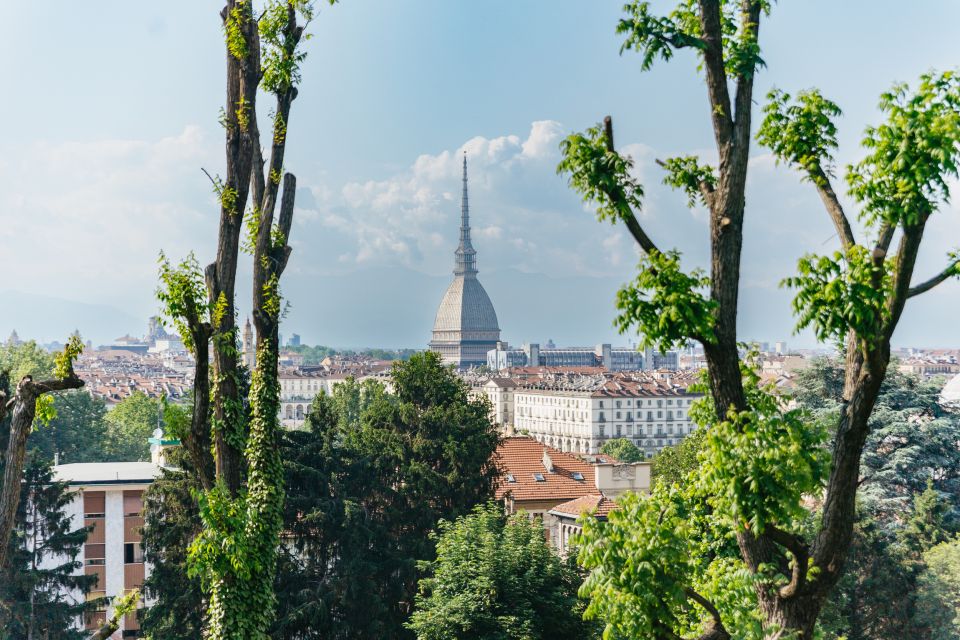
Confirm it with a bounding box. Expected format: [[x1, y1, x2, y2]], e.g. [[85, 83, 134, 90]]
[[542, 449, 554, 473]]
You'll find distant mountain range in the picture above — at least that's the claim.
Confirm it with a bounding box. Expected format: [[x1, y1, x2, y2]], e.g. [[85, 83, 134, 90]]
[[4, 264, 956, 350], [1, 267, 629, 350]]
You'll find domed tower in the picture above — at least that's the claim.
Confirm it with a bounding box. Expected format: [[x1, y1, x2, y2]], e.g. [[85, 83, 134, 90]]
[[429, 154, 500, 369]]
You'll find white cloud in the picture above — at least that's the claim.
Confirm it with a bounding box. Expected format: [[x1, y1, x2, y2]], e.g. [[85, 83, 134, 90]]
[[0, 126, 219, 314], [299, 120, 633, 277]]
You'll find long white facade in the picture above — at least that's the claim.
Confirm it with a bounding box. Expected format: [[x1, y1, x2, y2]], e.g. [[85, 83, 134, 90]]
[[474, 371, 700, 457]]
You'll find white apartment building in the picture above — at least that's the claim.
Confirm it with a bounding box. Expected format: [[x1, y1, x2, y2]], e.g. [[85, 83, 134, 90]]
[[51, 461, 162, 639], [511, 372, 700, 457]]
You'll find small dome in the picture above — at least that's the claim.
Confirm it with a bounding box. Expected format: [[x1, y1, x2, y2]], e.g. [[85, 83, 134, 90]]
[[433, 275, 500, 335]]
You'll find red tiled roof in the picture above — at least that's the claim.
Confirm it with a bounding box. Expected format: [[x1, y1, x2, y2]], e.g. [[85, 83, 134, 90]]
[[494, 437, 598, 503], [549, 493, 618, 519]]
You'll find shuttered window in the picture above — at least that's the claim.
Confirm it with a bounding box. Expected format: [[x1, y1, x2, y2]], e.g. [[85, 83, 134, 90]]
[[122, 491, 143, 517], [84, 491, 105, 517]]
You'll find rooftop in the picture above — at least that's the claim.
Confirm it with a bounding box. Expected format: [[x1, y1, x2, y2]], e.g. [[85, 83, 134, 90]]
[[494, 437, 601, 503], [53, 462, 164, 485], [549, 493, 618, 519]]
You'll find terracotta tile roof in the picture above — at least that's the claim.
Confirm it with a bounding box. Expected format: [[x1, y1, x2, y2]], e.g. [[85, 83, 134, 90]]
[[549, 493, 618, 519], [494, 437, 600, 502]]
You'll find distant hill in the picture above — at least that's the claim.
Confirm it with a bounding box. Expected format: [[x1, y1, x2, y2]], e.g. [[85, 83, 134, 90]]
[[0, 290, 143, 346], [277, 265, 628, 350]]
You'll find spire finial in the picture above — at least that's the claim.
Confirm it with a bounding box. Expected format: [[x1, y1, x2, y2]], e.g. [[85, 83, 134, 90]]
[[454, 153, 477, 276]]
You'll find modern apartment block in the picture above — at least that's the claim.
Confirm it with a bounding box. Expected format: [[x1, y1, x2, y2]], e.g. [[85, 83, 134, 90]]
[[51, 462, 162, 638]]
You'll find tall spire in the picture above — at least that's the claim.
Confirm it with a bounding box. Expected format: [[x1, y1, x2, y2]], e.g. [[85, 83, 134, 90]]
[[454, 152, 477, 276]]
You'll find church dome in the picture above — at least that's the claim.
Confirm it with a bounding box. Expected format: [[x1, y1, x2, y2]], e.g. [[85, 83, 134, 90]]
[[433, 275, 500, 335]]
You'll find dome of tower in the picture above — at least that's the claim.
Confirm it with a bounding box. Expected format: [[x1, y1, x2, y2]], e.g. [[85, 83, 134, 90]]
[[432, 275, 500, 335]]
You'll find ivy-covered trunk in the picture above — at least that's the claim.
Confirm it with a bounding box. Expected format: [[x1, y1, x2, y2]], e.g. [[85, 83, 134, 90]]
[[157, 2, 325, 637]]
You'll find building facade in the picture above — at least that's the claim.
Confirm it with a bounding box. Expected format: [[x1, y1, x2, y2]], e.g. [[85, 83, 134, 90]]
[[50, 462, 162, 639], [509, 372, 700, 457], [429, 155, 501, 369], [486, 342, 671, 371]]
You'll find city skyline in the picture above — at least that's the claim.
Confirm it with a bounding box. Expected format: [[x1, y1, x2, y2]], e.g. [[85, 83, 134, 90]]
[[1, 1, 959, 349]]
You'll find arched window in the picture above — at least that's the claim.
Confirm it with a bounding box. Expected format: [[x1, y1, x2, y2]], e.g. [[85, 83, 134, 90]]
[[296, 405, 304, 419], [285, 405, 292, 419]]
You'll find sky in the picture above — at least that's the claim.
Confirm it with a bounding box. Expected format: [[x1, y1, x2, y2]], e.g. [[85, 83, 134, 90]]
[[0, 0, 958, 349]]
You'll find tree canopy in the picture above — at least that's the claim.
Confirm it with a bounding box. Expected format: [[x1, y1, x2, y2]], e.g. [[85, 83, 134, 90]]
[[407, 503, 596, 640]]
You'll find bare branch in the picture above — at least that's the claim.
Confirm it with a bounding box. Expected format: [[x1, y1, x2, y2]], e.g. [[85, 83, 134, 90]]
[[766, 525, 811, 598], [685, 588, 731, 640], [604, 116, 661, 254], [809, 166, 856, 250], [907, 260, 959, 298], [698, 0, 734, 151]]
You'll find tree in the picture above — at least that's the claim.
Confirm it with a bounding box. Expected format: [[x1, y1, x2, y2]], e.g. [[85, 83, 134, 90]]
[[103, 392, 159, 462], [141, 352, 500, 639], [795, 359, 960, 530], [600, 437, 645, 463], [914, 538, 960, 639], [0, 455, 96, 639], [406, 503, 596, 640], [139, 447, 204, 640], [818, 509, 919, 640], [276, 352, 501, 638], [155, 1, 334, 636], [0, 336, 84, 570], [29, 391, 109, 465], [652, 428, 706, 487], [558, 3, 960, 636], [900, 481, 953, 555]]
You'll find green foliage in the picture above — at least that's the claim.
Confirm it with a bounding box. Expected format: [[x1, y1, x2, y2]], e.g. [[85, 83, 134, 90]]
[[796, 358, 960, 529], [29, 391, 110, 464], [53, 334, 83, 380], [557, 122, 644, 227], [0, 339, 55, 382], [578, 487, 693, 638], [847, 71, 960, 227], [600, 437, 645, 463], [104, 391, 160, 461], [189, 339, 285, 640], [660, 155, 717, 207], [699, 366, 829, 534], [407, 503, 596, 640], [224, 0, 250, 60], [652, 427, 705, 487], [140, 447, 204, 640], [818, 509, 921, 640], [157, 253, 208, 354], [914, 539, 960, 639], [615, 249, 716, 350], [274, 353, 501, 638], [577, 485, 764, 640], [783, 245, 892, 345], [758, 88, 843, 184], [899, 480, 952, 554], [0, 456, 96, 639], [617, 0, 770, 77]]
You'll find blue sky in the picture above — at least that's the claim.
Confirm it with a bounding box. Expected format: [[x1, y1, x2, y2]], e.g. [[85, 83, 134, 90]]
[[1, 1, 958, 348]]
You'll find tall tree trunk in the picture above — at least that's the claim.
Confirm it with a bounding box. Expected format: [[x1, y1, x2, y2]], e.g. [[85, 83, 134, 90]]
[[0, 373, 83, 570]]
